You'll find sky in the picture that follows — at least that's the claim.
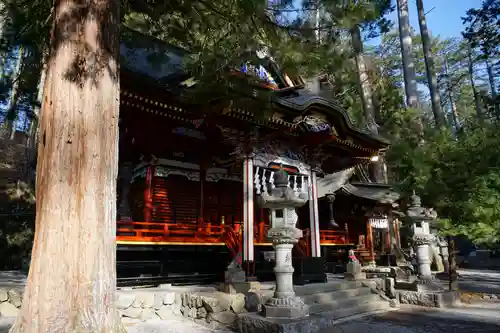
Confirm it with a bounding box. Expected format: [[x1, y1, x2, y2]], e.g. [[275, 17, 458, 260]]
[[368, 0, 484, 45]]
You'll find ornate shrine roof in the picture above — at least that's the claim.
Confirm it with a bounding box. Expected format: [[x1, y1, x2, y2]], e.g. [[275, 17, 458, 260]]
[[120, 27, 390, 171], [340, 182, 401, 204], [316, 165, 401, 203]]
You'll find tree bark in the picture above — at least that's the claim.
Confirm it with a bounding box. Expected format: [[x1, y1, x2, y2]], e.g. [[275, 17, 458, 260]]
[[9, 0, 124, 332], [350, 26, 384, 182], [485, 59, 499, 119], [396, 0, 419, 110], [443, 57, 460, 131], [351, 26, 378, 135], [416, 0, 445, 127]]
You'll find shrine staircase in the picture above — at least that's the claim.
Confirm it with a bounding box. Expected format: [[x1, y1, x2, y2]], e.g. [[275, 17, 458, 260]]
[[294, 279, 392, 320], [221, 225, 241, 260], [355, 249, 375, 265]]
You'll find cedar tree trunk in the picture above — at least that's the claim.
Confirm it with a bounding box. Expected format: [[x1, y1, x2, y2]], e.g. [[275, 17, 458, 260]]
[[9, 0, 123, 332]]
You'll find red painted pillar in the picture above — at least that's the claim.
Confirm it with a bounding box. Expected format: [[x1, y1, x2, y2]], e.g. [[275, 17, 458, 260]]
[[143, 165, 155, 222], [198, 168, 205, 230]]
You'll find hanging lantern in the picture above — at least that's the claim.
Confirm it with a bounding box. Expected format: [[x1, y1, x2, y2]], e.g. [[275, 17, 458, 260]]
[[326, 194, 339, 228]]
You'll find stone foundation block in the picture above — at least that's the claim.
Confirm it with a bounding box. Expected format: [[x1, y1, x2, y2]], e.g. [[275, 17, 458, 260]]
[[397, 290, 459, 308], [262, 303, 309, 319], [220, 281, 261, 294], [238, 312, 322, 333]]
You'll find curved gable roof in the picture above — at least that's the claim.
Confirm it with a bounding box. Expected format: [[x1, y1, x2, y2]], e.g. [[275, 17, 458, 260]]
[[120, 27, 389, 151]]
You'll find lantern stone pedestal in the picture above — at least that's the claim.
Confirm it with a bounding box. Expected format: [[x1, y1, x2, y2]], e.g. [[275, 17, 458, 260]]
[[261, 226, 309, 319], [414, 234, 433, 282], [395, 193, 459, 308], [254, 169, 310, 319]]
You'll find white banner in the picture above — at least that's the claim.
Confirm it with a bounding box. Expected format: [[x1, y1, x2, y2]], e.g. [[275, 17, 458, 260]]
[[369, 218, 389, 229]]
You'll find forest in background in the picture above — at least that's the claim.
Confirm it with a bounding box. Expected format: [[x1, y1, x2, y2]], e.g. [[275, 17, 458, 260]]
[[0, 0, 498, 269]]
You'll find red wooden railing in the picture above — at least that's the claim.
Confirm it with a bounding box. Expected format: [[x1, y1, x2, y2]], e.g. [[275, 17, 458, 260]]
[[353, 248, 374, 265], [319, 229, 349, 244], [116, 221, 224, 244], [117, 221, 352, 248]]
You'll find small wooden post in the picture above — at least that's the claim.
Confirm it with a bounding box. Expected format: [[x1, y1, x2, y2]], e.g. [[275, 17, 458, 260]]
[[366, 218, 376, 265], [395, 218, 401, 248], [385, 229, 391, 254], [259, 221, 265, 243]]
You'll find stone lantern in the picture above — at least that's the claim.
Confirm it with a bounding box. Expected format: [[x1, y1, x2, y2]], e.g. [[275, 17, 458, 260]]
[[405, 193, 438, 282], [256, 168, 309, 319]]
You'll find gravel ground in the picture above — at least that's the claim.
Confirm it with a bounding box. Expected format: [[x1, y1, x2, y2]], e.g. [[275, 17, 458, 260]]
[[325, 304, 500, 333], [0, 317, 233, 333], [1, 305, 499, 333], [125, 318, 233, 333]]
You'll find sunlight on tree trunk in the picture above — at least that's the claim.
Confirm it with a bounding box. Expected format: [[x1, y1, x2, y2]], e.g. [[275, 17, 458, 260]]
[[443, 57, 460, 131], [351, 26, 377, 136], [396, 0, 418, 110], [416, 0, 445, 127], [396, 0, 424, 141], [351, 25, 384, 183], [9, 0, 124, 332]]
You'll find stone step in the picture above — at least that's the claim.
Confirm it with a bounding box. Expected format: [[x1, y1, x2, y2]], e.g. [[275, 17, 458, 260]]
[[308, 293, 381, 314], [301, 285, 373, 305], [315, 299, 391, 321], [295, 281, 363, 296], [239, 297, 392, 333]]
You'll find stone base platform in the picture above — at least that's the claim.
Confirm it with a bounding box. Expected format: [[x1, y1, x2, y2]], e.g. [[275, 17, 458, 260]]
[[261, 298, 309, 319], [393, 276, 461, 308], [238, 302, 391, 333]]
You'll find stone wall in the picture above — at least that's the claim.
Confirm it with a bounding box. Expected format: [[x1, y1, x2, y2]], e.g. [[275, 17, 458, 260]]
[[0, 285, 263, 330], [116, 287, 262, 330], [0, 288, 23, 317]]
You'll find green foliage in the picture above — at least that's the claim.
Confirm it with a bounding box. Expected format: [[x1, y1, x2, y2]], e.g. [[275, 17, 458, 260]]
[[0, 0, 50, 118], [462, 0, 500, 58], [387, 119, 500, 245]]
